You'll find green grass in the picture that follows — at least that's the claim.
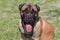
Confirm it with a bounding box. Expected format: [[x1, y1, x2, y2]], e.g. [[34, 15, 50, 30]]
[[0, 0, 60, 40]]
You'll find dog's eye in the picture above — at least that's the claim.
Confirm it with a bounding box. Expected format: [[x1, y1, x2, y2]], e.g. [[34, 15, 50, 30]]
[[32, 9, 37, 14], [22, 10, 28, 14], [22, 8, 29, 14]]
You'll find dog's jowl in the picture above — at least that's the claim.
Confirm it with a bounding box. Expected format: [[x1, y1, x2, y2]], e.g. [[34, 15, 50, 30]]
[[18, 3, 54, 40]]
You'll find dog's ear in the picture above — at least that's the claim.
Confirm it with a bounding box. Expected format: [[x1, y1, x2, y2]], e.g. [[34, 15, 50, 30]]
[[35, 5, 40, 12], [19, 3, 25, 11]]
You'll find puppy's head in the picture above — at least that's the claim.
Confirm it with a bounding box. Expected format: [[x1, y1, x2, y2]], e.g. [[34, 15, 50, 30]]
[[19, 3, 40, 37]]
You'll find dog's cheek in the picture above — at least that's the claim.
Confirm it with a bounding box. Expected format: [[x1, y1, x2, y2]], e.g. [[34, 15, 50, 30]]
[[21, 13, 23, 16], [19, 19, 24, 33], [35, 14, 38, 17], [33, 15, 37, 20], [21, 14, 25, 20]]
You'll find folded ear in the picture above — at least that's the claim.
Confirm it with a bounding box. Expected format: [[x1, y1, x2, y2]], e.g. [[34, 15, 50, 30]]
[[35, 4, 40, 12], [19, 3, 25, 11]]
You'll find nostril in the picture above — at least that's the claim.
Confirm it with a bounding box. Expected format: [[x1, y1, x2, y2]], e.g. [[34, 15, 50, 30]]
[[25, 15, 31, 19], [26, 18, 31, 21], [25, 15, 33, 21], [28, 16, 30, 18], [28, 17, 30, 19]]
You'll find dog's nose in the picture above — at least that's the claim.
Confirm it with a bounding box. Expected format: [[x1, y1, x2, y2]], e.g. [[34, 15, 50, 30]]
[[27, 15, 31, 19], [24, 15, 33, 22]]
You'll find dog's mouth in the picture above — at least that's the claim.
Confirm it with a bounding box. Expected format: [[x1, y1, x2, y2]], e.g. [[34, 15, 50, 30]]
[[23, 18, 34, 33], [25, 24, 32, 32], [22, 16, 40, 37], [23, 19, 34, 33]]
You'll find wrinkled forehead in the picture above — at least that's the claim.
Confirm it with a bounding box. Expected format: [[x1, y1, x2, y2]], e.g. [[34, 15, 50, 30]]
[[21, 4, 37, 11]]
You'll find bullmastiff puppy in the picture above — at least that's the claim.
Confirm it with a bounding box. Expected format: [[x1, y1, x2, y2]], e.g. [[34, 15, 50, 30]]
[[18, 3, 54, 40]]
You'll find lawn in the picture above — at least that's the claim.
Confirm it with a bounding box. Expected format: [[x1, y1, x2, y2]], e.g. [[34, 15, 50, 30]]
[[0, 0, 60, 40]]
